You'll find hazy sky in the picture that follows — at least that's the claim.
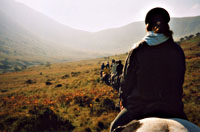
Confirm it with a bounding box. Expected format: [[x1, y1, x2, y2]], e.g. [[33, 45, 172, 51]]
[[15, 0, 200, 32]]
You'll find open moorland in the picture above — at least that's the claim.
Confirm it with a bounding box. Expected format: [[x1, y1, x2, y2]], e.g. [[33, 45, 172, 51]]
[[0, 35, 200, 132]]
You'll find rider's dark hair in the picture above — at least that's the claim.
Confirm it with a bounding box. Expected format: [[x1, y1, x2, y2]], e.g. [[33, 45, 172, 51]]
[[146, 23, 173, 38]]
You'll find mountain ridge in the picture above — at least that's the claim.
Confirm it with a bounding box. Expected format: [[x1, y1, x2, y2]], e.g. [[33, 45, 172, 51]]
[[0, 0, 200, 73]]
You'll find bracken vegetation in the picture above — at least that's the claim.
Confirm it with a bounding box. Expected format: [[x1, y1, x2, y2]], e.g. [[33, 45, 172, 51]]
[[0, 35, 200, 131]]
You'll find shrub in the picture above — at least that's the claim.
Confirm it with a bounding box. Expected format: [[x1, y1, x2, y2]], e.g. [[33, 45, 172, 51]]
[[74, 95, 93, 107], [71, 72, 81, 77], [55, 84, 62, 88], [62, 74, 70, 79], [0, 105, 74, 132], [25, 79, 35, 84], [18, 105, 74, 131], [102, 98, 115, 110], [46, 81, 52, 85]]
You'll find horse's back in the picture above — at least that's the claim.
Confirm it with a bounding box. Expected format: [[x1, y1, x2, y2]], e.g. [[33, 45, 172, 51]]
[[114, 117, 200, 132], [137, 118, 200, 132], [137, 118, 185, 132], [170, 118, 200, 132]]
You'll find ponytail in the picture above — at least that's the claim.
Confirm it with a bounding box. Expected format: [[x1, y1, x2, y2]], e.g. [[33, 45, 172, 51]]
[[146, 22, 173, 38]]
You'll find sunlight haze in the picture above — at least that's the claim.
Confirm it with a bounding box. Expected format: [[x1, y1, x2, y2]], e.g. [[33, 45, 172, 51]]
[[14, 0, 200, 32]]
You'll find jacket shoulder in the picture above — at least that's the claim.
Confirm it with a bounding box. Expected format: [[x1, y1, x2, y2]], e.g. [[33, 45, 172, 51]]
[[169, 40, 185, 58], [130, 41, 147, 53]]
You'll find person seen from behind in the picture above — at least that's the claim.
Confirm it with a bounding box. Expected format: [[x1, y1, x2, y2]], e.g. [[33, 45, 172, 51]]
[[110, 7, 187, 132], [111, 59, 117, 76], [102, 64, 110, 85], [116, 60, 123, 76], [106, 61, 110, 68], [112, 60, 124, 91], [100, 62, 105, 77], [111, 59, 117, 85]]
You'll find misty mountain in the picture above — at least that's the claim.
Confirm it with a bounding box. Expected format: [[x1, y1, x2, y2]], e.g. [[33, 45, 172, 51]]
[[170, 16, 200, 39], [94, 16, 200, 52], [1, 0, 142, 54], [0, 0, 104, 73], [0, 0, 97, 51], [2, 0, 200, 53], [0, 0, 200, 73], [0, 0, 103, 61]]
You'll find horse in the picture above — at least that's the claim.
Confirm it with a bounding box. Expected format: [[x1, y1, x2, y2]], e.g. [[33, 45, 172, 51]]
[[112, 117, 200, 132]]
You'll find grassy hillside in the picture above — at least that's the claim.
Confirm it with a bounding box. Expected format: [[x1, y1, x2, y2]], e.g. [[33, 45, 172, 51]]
[[178, 35, 200, 125], [0, 36, 200, 131]]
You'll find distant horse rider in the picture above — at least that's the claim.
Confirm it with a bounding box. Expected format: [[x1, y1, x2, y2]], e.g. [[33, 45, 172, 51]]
[[100, 62, 105, 77], [111, 59, 117, 84], [106, 61, 110, 68], [112, 60, 124, 91], [102, 64, 110, 85], [111, 59, 117, 75], [116, 60, 123, 76]]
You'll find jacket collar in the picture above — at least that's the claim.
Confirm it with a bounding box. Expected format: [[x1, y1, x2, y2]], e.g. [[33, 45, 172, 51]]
[[143, 31, 169, 46]]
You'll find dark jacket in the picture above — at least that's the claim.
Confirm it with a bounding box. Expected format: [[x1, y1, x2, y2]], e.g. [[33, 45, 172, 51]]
[[120, 38, 187, 119], [116, 63, 123, 76]]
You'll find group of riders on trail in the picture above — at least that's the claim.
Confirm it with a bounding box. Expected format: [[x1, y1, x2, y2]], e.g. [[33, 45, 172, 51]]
[[100, 59, 123, 90]]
